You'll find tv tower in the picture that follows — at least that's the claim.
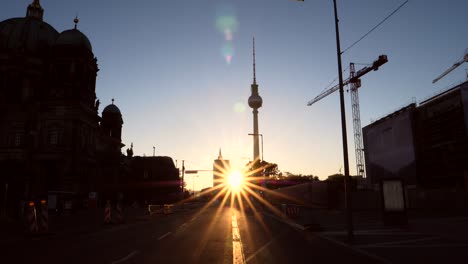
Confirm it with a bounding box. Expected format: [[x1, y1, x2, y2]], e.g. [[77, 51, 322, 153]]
[[248, 37, 263, 162]]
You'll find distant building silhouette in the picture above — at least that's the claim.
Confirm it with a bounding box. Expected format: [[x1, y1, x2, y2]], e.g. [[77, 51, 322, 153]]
[[0, 1, 126, 212], [213, 149, 229, 187]]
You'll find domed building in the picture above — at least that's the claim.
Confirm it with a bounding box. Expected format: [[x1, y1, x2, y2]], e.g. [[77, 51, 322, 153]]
[[0, 1, 126, 213]]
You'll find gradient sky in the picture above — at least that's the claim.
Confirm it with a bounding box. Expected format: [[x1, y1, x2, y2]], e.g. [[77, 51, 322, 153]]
[[3, 0, 468, 190]]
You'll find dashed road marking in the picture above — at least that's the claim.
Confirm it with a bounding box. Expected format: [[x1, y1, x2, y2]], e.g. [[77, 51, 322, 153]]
[[111, 250, 139, 264], [232, 212, 246, 264], [157, 231, 172, 240]]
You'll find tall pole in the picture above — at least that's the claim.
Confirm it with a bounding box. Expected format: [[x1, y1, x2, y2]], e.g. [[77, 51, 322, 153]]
[[332, 0, 353, 242], [3, 183, 7, 216], [182, 160, 185, 192]]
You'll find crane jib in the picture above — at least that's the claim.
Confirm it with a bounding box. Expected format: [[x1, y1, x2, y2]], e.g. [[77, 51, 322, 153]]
[[307, 54, 388, 106]]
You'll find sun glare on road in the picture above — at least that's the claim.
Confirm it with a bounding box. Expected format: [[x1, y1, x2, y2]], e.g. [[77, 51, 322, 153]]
[[227, 171, 243, 192]]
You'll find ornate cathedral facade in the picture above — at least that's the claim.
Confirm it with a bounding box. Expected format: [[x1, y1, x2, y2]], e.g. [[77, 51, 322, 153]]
[[0, 1, 126, 212]]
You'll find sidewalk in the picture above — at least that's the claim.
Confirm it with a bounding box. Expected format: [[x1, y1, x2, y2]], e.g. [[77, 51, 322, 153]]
[[267, 204, 468, 263]]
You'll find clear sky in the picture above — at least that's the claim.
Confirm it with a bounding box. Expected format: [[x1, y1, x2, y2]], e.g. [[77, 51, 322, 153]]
[[3, 0, 468, 190]]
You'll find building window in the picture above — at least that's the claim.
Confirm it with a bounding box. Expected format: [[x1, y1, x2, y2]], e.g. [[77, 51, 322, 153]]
[[14, 133, 22, 146], [49, 130, 59, 145]]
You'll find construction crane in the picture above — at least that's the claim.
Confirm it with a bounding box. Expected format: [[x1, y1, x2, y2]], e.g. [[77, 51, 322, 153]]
[[432, 50, 468, 84], [308, 55, 388, 178]]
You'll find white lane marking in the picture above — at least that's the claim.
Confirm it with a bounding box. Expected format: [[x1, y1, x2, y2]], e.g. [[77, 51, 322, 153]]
[[111, 250, 139, 264], [321, 230, 422, 236], [157, 231, 172, 240], [263, 211, 305, 231], [232, 213, 246, 264], [359, 243, 468, 248], [245, 238, 275, 263], [317, 234, 392, 264], [357, 236, 439, 248]]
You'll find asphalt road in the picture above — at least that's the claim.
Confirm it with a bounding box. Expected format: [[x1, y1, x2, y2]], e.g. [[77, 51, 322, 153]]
[[1, 203, 382, 264]]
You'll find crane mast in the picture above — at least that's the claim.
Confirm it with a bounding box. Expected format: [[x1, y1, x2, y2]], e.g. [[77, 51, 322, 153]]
[[350, 63, 365, 178], [308, 55, 388, 178]]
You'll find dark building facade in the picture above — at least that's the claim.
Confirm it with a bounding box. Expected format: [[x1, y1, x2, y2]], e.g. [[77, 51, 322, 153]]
[[363, 81, 468, 189], [126, 156, 180, 204], [0, 1, 125, 214]]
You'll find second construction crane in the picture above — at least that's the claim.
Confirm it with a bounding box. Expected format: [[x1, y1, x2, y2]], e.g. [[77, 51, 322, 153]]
[[308, 55, 388, 178], [432, 49, 468, 84]]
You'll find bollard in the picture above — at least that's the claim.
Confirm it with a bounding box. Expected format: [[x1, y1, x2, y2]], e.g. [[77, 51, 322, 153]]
[[281, 204, 287, 217], [26, 201, 38, 234], [115, 203, 123, 224], [104, 200, 112, 224], [39, 200, 48, 233]]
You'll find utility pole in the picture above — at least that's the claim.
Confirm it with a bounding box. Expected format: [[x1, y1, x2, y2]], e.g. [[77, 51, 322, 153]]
[[153, 146, 155, 157], [181, 160, 185, 192], [3, 183, 7, 216], [332, 0, 354, 243]]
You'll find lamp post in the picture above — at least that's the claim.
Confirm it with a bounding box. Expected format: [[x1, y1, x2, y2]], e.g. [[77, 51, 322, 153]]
[[248, 133, 263, 162], [185, 169, 213, 195], [294, 0, 353, 242], [192, 175, 199, 195]]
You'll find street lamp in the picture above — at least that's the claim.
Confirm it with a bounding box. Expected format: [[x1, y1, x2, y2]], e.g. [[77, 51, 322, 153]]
[[294, 0, 353, 242], [248, 133, 263, 162], [185, 169, 213, 194]]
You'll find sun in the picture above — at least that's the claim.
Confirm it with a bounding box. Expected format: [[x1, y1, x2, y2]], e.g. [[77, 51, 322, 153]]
[[227, 170, 244, 192]]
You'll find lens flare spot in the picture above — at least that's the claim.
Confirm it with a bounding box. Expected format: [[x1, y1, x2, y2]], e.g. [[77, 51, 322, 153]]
[[215, 16, 239, 34], [221, 43, 234, 64], [233, 102, 245, 113], [224, 29, 233, 41]]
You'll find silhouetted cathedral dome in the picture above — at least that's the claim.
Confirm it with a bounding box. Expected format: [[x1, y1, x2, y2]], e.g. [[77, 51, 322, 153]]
[[0, 17, 58, 54], [103, 104, 121, 115], [55, 28, 92, 52]]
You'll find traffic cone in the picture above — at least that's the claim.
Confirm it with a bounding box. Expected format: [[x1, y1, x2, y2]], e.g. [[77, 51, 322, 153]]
[[104, 200, 112, 224], [39, 200, 48, 233], [26, 201, 38, 234]]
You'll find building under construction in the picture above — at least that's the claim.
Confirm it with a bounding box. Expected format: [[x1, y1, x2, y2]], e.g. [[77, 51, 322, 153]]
[[363, 81, 468, 189]]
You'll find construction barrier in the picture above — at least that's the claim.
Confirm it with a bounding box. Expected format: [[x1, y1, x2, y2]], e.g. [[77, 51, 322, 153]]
[[163, 204, 173, 215], [281, 204, 300, 218], [104, 200, 112, 224], [114, 203, 123, 224], [26, 201, 38, 234], [148, 204, 163, 215], [39, 200, 48, 233]]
